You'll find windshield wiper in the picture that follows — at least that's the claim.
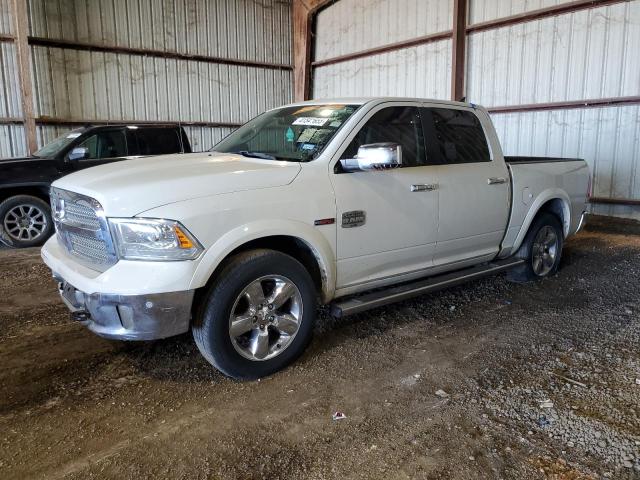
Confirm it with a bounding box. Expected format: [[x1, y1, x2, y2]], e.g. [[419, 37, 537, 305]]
[[235, 151, 276, 160]]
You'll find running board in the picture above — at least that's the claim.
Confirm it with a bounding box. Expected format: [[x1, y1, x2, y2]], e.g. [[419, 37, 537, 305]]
[[329, 258, 524, 318]]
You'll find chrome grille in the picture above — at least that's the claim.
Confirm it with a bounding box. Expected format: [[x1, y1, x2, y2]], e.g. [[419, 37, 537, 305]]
[[51, 188, 117, 271], [63, 201, 101, 230], [68, 231, 110, 263]]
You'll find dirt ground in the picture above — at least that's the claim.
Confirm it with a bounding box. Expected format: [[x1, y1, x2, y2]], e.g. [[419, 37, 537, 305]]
[[1, 216, 639, 479]]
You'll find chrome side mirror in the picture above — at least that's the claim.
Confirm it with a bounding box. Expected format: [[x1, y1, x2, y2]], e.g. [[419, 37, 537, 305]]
[[68, 147, 89, 161], [340, 143, 402, 172]]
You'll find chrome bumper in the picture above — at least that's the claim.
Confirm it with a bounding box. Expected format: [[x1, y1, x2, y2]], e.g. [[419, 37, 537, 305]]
[[54, 275, 194, 341]]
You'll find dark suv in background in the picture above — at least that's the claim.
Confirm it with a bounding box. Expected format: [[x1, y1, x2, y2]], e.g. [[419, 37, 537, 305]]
[[0, 124, 192, 248]]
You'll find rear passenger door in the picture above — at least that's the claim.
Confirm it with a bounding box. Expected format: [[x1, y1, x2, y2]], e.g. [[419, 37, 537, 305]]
[[133, 127, 185, 156], [420, 106, 510, 266]]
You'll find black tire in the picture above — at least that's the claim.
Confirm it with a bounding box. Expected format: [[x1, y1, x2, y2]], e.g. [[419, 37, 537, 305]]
[[193, 249, 317, 380], [507, 212, 564, 283], [0, 195, 54, 248]]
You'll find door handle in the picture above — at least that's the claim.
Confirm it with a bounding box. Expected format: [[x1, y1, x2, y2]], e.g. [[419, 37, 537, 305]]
[[487, 177, 507, 185], [410, 184, 438, 192]]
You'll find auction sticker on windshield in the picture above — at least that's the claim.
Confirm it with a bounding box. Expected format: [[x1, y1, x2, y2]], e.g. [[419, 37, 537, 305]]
[[292, 117, 327, 127]]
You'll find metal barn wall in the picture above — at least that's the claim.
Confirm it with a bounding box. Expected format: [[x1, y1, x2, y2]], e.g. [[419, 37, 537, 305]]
[[0, 0, 24, 158], [467, 0, 640, 218], [311, 0, 640, 219], [469, 0, 577, 24], [0, 0, 293, 156], [0, 0, 11, 34], [28, 0, 291, 65], [313, 42, 452, 100], [312, 0, 453, 100], [314, 0, 452, 61]]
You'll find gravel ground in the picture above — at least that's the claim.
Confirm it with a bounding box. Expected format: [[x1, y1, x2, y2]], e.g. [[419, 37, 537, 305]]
[[0, 215, 639, 479]]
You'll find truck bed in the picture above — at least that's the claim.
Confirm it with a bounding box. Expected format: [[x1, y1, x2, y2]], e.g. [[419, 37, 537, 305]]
[[500, 156, 590, 258]]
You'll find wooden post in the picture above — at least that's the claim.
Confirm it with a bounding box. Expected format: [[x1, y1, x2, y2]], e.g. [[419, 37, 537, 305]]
[[12, 0, 37, 154], [292, 0, 332, 102], [451, 0, 467, 102]]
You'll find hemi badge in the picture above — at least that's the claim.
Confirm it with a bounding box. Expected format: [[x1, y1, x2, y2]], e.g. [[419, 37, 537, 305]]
[[341, 210, 366, 228], [314, 218, 335, 226]]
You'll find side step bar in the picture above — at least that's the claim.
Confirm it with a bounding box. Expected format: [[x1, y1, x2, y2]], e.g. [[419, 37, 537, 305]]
[[329, 257, 524, 318]]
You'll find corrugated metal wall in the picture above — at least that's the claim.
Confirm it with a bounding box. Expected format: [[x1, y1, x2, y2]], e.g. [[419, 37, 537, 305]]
[[313, 42, 452, 100], [0, 0, 293, 157], [312, 0, 453, 100], [0, 0, 12, 34], [312, 0, 640, 219], [467, 4, 639, 106], [469, 0, 575, 24], [0, 0, 24, 158], [468, 0, 640, 218], [314, 0, 451, 61], [28, 0, 291, 65], [29, 47, 291, 127]]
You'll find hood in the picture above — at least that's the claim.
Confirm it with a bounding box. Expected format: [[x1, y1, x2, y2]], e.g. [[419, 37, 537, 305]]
[[0, 156, 41, 164], [0, 156, 61, 187], [51, 152, 302, 216]]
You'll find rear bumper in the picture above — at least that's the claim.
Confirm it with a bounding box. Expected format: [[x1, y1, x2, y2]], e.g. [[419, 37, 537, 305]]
[[55, 276, 193, 340]]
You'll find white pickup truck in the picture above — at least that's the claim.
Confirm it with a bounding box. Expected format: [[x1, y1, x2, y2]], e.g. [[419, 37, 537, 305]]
[[41, 98, 590, 379]]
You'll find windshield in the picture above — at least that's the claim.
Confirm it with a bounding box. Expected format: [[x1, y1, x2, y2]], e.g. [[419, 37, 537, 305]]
[[212, 104, 360, 162], [34, 129, 84, 158]]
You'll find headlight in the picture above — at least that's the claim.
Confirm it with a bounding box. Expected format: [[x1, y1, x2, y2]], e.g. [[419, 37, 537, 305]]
[[109, 218, 203, 261]]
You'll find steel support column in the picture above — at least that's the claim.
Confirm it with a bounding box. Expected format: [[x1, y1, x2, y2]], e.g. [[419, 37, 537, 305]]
[[451, 0, 467, 102], [12, 0, 37, 154], [293, 0, 332, 101]]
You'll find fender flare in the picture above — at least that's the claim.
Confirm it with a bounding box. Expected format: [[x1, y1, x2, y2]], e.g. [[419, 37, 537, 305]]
[[189, 219, 336, 302], [511, 189, 571, 254]]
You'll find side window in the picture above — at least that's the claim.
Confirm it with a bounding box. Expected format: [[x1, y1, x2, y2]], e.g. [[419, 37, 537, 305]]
[[342, 106, 425, 167], [422, 108, 491, 164], [135, 128, 183, 155], [76, 130, 127, 159]]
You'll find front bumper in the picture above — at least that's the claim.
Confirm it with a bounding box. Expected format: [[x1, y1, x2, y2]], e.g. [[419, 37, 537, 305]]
[[55, 276, 193, 340]]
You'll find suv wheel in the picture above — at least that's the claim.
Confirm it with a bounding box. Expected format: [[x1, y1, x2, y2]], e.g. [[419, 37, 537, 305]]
[[507, 212, 564, 283], [193, 249, 317, 380], [0, 195, 53, 248]]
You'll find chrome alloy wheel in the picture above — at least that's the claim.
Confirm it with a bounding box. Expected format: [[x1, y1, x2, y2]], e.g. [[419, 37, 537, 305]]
[[532, 225, 558, 276], [3, 204, 48, 242], [228, 275, 303, 361]]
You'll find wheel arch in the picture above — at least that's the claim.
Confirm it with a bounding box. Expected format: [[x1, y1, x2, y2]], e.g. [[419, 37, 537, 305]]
[[511, 190, 570, 254], [0, 185, 51, 204], [190, 222, 336, 304]]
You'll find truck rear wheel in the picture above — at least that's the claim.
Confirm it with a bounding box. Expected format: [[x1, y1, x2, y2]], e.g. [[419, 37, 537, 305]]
[[193, 249, 317, 380], [0, 195, 53, 248], [507, 212, 564, 283]]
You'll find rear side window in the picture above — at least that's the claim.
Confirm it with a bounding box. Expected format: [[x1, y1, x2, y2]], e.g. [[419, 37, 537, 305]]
[[422, 108, 490, 164], [135, 128, 183, 155], [342, 106, 426, 167]]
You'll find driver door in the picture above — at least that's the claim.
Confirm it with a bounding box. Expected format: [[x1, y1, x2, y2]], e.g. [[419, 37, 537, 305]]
[[67, 129, 130, 170], [330, 104, 439, 292]]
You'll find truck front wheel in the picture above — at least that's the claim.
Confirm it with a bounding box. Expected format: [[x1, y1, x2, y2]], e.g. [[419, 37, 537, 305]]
[[507, 212, 564, 283], [193, 249, 317, 379], [0, 195, 53, 248]]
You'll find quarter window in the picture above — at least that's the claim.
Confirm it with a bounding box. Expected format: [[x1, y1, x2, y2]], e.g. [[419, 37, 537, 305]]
[[342, 106, 426, 167], [422, 108, 490, 164]]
